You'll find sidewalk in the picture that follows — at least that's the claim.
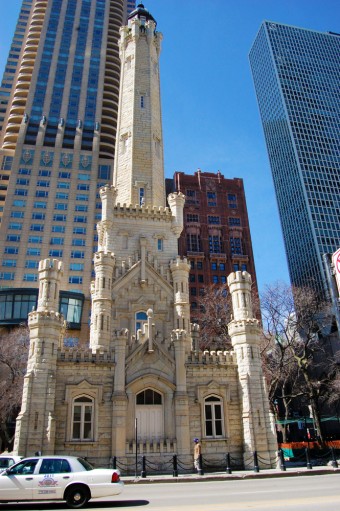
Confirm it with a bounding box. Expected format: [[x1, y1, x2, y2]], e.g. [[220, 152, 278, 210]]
[[121, 465, 340, 484], [121, 466, 340, 484]]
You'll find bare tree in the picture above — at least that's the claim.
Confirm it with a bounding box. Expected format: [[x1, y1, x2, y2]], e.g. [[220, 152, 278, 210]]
[[192, 278, 261, 351], [261, 282, 340, 444], [193, 283, 232, 351], [0, 326, 29, 451]]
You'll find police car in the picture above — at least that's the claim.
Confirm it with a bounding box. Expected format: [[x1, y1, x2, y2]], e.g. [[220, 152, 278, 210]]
[[0, 455, 123, 508], [0, 455, 23, 472]]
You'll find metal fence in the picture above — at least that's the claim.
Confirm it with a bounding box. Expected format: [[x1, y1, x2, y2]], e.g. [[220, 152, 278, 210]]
[[103, 448, 340, 478]]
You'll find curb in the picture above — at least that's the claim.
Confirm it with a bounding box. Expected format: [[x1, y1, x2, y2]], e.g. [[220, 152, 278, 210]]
[[122, 467, 340, 484]]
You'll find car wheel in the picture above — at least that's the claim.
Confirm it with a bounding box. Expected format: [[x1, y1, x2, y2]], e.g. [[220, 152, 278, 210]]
[[65, 485, 90, 509]]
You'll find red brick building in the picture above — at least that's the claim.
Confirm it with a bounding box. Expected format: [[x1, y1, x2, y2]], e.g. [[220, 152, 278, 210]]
[[166, 170, 258, 311]]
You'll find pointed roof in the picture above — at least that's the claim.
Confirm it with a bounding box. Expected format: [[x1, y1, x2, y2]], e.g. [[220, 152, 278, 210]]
[[128, 3, 157, 26]]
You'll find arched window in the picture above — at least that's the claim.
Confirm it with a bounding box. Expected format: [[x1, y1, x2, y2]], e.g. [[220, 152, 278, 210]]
[[204, 396, 224, 438], [136, 389, 162, 405], [72, 396, 93, 441], [135, 311, 147, 334]]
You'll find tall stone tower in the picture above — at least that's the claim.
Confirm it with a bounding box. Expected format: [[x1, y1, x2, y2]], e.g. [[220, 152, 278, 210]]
[[89, 3, 190, 457], [14, 259, 65, 455], [114, 4, 165, 207], [227, 271, 277, 467]]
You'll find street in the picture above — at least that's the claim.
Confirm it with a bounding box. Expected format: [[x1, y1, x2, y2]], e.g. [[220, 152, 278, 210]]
[[1, 474, 340, 511]]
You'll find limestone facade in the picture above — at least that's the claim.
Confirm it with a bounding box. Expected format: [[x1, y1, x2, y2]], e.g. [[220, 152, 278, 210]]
[[14, 6, 277, 469]]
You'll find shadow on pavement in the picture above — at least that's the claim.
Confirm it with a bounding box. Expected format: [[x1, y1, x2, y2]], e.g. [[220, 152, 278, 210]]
[[0, 500, 149, 510]]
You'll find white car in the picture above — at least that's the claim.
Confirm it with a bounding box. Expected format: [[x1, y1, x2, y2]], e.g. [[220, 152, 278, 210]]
[[0, 455, 23, 471], [0, 455, 123, 508]]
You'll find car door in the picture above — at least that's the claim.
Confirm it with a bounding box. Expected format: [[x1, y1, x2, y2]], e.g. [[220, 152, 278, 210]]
[[32, 458, 73, 500], [0, 459, 38, 500]]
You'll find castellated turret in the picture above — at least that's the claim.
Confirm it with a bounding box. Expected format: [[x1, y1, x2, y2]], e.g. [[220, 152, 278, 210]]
[[14, 259, 65, 456], [168, 192, 186, 237], [170, 256, 191, 337], [90, 250, 115, 352], [227, 271, 277, 468]]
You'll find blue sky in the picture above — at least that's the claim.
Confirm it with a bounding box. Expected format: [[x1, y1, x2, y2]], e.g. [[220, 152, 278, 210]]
[[1, 0, 339, 292]]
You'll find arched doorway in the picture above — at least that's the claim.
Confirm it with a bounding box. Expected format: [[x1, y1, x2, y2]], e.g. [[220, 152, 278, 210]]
[[135, 389, 163, 441]]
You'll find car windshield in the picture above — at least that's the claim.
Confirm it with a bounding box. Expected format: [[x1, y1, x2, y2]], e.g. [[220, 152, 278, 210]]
[[77, 458, 94, 471]]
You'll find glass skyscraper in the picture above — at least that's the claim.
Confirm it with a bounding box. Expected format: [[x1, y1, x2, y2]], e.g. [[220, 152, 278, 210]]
[[0, 0, 135, 341], [249, 22, 340, 297]]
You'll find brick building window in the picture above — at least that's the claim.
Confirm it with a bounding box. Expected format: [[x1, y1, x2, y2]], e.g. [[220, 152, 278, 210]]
[[208, 216, 220, 224], [209, 235, 223, 253], [207, 192, 216, 207], [187, 234, 201, 252], [230, 237, 243, 255], [187, 214, 199, 222], [228, 194, 237, 209], [229, 217, 241, 226]]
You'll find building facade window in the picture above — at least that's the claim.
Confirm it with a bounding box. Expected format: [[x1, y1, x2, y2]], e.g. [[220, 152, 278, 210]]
[[60, 292, 83, 328], [207, 191, 217, 206], [187, 234, 201, 252], [208, 216, 220, 224], [71, 396, 93, 441], [0, 289, 38, 324], [229, 217, 241, 226], [187, 214, 199, 222], [209, 235, 223, 253], [230, 237, 243, 255], [204, 396, 224, 438]]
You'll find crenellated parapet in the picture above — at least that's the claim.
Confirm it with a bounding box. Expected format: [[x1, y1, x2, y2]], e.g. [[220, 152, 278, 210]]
[[187, 350, 236, 366], [28, 309, 65, 328], [113, 203, 172, 219], [227, 317, 261, 345], [57, 347, 115, 363]]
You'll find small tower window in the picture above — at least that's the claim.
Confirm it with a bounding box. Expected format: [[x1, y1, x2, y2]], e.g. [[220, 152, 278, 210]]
[[157, 238, 163, 251], [139, 187, 145, 206], [140, 96, 145, 108]]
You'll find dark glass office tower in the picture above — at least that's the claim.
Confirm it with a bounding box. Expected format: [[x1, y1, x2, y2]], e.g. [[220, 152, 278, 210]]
[[249, 22, 340, 297], [0, 0, 135, 341]]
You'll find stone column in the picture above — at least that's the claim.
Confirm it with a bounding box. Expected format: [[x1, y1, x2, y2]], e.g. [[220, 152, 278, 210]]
[[111, 329, 128, 457], [172, 329, 190, 455]]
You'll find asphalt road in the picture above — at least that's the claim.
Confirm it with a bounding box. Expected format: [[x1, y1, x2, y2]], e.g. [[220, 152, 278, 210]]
[[1, 474, 340, 511]]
